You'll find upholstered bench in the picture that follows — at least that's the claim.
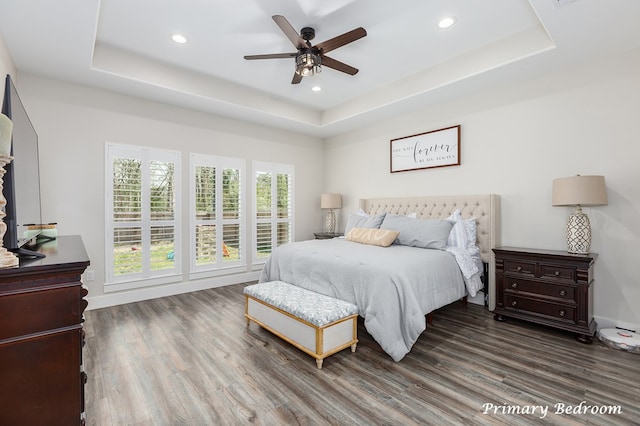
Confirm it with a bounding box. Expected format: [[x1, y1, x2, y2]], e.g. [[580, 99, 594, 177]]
[[244, 281, 359, 369]]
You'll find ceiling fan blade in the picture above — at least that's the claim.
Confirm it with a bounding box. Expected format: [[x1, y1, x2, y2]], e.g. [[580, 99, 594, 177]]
[[314, 27, 366, 54], [273, 15, 307, 49], [321, 56, 359, 75], [291, 73, 303, 84], [244, 53, 297, 60]]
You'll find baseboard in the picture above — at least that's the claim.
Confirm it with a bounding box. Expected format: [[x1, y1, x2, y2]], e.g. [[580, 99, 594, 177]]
[[87, 271, 261, 310]]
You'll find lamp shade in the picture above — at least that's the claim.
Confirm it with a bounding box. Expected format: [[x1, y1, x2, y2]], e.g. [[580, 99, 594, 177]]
[[552, 175, 607, 207], [320, 193, 342, 209], [0, 113, 13, 156]]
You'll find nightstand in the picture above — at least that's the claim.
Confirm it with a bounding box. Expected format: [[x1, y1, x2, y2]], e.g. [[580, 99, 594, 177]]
[[313, 232, 343, 240], [493, 247, 597, 343]]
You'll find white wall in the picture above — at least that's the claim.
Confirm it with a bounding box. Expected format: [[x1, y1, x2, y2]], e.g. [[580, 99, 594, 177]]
[[0, 32, 16, 109], [324, 49, 640, 331], [17, 74, 324, 308], [7, 35, 640, 331]]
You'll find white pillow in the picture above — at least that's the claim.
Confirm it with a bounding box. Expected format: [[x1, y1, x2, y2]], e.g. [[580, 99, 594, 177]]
[[380, 214, 453, 250], [446, 210, 468, 250], [344, 212, 387, 234], [446, 209, 479, 250]]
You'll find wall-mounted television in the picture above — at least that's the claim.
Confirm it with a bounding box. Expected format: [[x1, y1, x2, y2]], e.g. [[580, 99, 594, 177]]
[[2, 74, 45, 259]]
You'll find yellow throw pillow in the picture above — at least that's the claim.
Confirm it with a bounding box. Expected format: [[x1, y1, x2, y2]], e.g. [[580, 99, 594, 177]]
[[345, 227, 399, 247]]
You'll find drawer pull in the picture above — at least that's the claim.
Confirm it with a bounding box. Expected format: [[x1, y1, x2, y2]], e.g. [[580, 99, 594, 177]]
[[516, 266, 522, 272], [511, 282, 518, 289], [559, 310, 566, 317], [559, 290, 567, 297], [554, 270, 560, 276], [511, 301, 518, 307]]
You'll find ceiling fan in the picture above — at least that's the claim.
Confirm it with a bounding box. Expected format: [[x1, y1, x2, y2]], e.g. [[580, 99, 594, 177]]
[[244, 15, 367, 84]]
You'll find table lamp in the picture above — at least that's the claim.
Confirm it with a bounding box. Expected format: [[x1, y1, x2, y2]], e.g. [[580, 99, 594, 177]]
[[552, 175, 607, 254]]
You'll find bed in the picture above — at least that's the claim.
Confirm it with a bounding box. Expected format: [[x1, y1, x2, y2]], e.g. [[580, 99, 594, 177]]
[[259, 194, 500, 361]]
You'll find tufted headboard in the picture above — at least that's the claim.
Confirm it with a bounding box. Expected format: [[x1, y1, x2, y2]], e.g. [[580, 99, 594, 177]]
[[359, 194, 500, 309]]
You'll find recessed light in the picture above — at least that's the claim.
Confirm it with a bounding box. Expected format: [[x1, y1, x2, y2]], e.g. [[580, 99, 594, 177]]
[[172, 34, 187, 44], [311, 86, 322, 92], [438, 17, 456, 29]]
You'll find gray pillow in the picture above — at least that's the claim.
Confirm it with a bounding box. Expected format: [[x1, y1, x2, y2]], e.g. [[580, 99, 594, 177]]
[[380, 214, 453, 250], [344, 212, 387, 234]]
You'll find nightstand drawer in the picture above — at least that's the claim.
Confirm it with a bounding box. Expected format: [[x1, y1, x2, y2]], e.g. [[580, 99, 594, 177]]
[[540, 264, 575, 282], [505, 278, 574, 301], [503, 260, 536, 276], [504, 294, 575, 322]]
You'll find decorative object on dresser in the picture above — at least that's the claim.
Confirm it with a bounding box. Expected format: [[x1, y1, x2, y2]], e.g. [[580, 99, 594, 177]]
[[0, 112, 12, 155], [0, 154, 18, 268], [552, 174, 607, 254], [493, 247, 596, 344], [0, 113, 18, 268], [0, 236, 90, 425], [320, 193, 342, 234]]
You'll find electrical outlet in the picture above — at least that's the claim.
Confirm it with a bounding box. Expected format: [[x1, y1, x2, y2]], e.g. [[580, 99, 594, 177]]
[[85, 269, 95, 281]]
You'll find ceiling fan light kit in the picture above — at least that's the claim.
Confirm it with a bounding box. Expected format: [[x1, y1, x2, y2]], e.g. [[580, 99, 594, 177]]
[[244, 15, 366, 84], [295, 51, 321, 76]]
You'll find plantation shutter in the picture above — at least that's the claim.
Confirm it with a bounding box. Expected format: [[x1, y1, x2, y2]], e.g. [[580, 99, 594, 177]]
[[253, 161, 294, 263], [112, 154, 143, 276], [106, 144, 181, 286], [149, 159, 176, 273], [190, 154, 244, 272]]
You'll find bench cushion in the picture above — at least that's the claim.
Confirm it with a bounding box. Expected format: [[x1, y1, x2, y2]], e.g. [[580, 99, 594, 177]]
[[244, 281, 359, 327]]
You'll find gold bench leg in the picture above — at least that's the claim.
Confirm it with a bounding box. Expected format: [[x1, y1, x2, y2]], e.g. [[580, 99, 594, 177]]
[[351, 343, 357, 352], [316, 358, 323, 369]]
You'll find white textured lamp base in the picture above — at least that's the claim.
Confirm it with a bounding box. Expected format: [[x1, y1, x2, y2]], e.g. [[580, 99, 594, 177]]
[[325, 209, 336, 234], [566, 207, 591, 254], [0, 247, 18, 268], [0, 154, 19, 268]]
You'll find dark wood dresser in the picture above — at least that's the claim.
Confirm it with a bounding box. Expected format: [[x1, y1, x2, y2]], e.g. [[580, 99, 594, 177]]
[[493, 246, 596, 343], [0, 235, 90, 425]]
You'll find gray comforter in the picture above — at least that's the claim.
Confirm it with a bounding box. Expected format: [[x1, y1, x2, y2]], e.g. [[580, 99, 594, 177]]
[[259, 238, 467, 361]]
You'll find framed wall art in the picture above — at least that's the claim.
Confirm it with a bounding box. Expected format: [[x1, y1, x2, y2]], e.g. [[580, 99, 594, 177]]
[[390, 125, 460, 173]]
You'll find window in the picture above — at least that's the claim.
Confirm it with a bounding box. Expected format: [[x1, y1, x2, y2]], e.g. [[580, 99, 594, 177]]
[[106, 144, 181, 286], [190, 154, 245, 272], [253, 161, 294, 263]]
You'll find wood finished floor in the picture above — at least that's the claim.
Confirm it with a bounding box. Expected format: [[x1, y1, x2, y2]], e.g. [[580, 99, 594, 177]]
[[84, 283, 640, 426]]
